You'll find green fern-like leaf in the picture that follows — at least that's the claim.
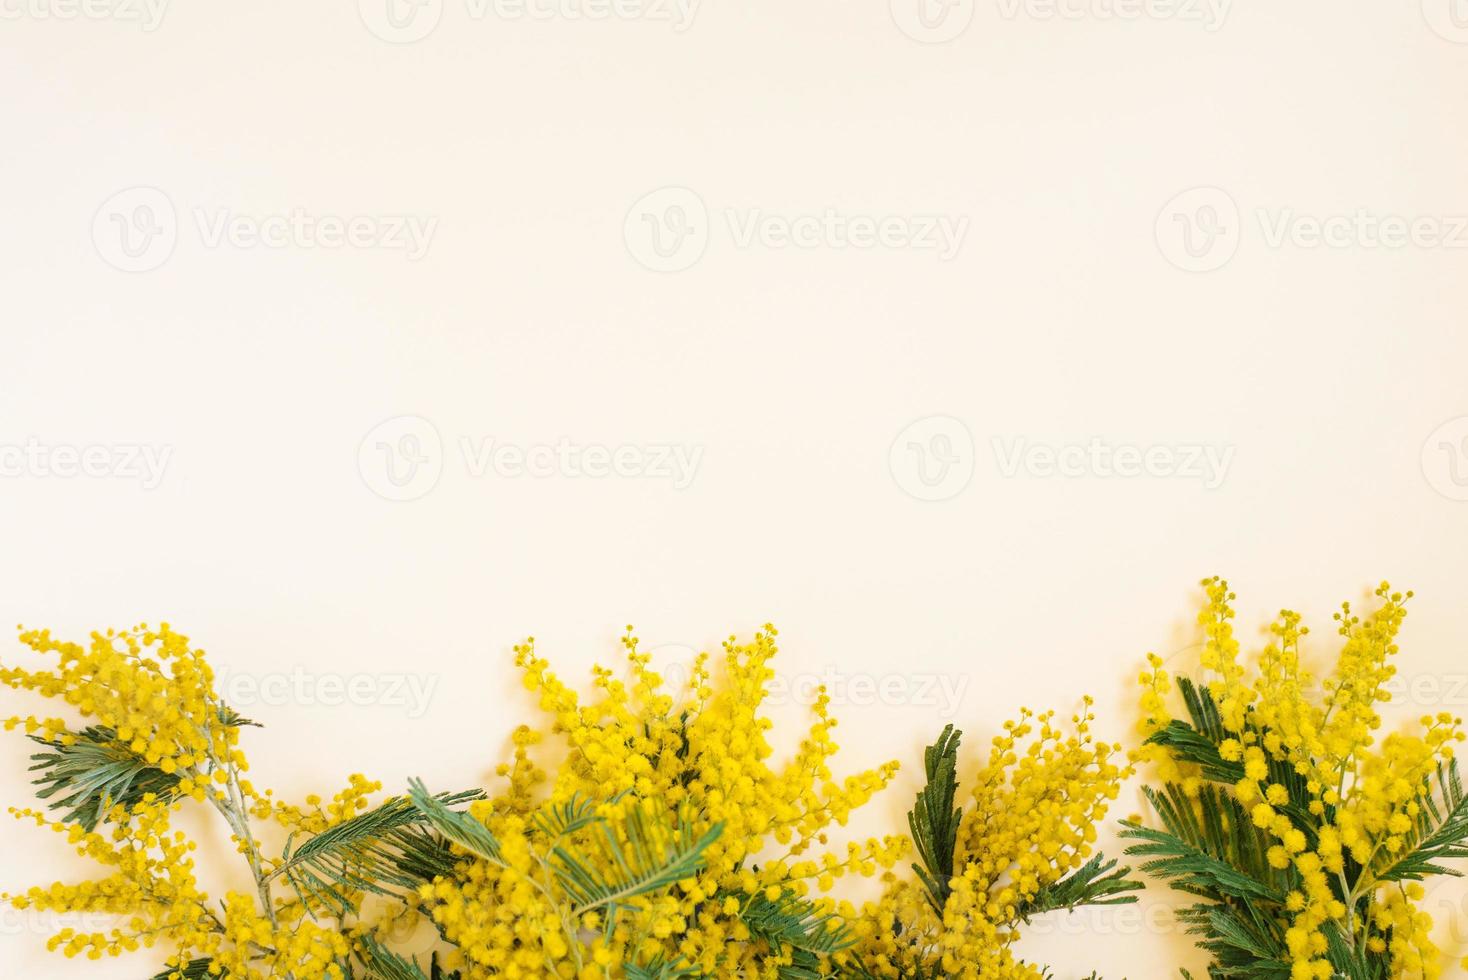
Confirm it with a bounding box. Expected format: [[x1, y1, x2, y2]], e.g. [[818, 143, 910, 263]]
[[28, 726, 183, 831], [276, 788, 485, 915], [356, 936, 466, 980], [149, 958, 216, 980], [531, 792, 605, 841], [408, 778, 505, 862], [908, 724, 962, 913], [1145, 719, 1245, 785], [356, 936, 431, 980], [26, 706, 257, 833], [624, 956, 700, 980], [1373, 759, 1468, 883], [547, 801, 721, 914], [1017, 853, 1143, 921], [738, 886, 854, 956], [1122, 820, 1283, 905]]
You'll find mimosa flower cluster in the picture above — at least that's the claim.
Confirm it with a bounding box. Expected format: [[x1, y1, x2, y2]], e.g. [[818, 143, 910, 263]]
[[0, 619, 1140, 979], [0, 624, 380, 979], [1129, 579, 1468, 980], [842, 702, 1133, 979], [413, 626, 908, 978], [5, 578, 1461, 979]]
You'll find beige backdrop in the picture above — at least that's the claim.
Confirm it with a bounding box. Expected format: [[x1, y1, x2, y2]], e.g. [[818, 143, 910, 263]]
[[4, 0, 1468, 975]]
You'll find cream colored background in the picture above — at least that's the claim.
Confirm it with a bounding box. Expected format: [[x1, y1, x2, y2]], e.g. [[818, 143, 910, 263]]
[[4, 0, 1468, 975]]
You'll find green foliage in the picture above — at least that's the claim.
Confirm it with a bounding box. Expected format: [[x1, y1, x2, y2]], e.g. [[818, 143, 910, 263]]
[[409, 779, 722, 917], [356, 937, 432, 980], [28, 726, 183, 831], [28, 707, 257, 833], [545, 794, 722, 915], [1372, 760, 1468, 883], [356, 937, 462, 980], [1126, 675, 1468, 979], [908, 723, 962, 913], [738, 885, 854, 962], [624, 957, 700, 980], [149, 959, 215, 980], [274, 788, 486, 916], [408, 778, 507, 862], [1018, 853, 1145, 922], [530, 791, 604, 840], [1124, 786, 1290, 905], [1123, 682, 1304, 977], [881, 725, 1139, 980]]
